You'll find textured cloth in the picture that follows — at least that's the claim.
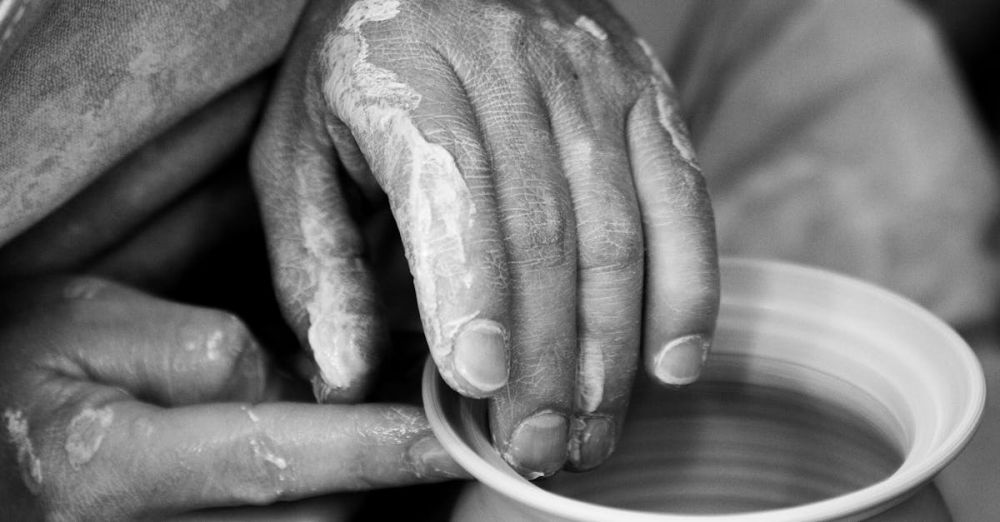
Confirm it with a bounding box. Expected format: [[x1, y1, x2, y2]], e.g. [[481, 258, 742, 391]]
[[0, 0, 305, 243]]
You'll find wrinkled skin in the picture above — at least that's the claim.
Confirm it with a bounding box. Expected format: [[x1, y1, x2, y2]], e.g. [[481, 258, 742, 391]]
[[252, 0, 718, 478], [3, 0, 997, 519], [0, 0, 718, 517], [0, 277, 466, 520]]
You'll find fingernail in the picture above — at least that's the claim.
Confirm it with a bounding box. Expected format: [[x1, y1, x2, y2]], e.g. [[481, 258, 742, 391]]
[[653, 334, 709, 385], [505, 411, 569, 478], [568, 416, 616, 471], [453, 319, 508, 395], [408, 435, 469, 479], [310, 376, 366, 404]]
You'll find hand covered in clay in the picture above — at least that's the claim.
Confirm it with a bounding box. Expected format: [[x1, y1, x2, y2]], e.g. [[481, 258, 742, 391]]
[[252, 0, 719, 476], [0, 277, 464, 520]]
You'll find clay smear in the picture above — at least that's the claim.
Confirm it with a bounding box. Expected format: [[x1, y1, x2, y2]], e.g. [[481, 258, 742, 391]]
[[577, 341, 606, 412], [65, 406, 113, 469], [248, 436, 292, 495], [565, 143, 605, 411], [183, 329, 229, 368], [203, 329, 225, 361], [636, 38, 698, 170], [300, 207, 371, 392], [4, 409, 42, 493], [250, 437, 288, 471], [322, 0, 477, 386], [241, 405, 261, 423], [574, 15, 607, 41]]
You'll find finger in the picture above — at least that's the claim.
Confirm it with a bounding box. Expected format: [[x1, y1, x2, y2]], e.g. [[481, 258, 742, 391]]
[[17, 278, 279, 406], [540, 50, 644, 470], [627, 73, 720, 386], [251, 28, 385, 403], [429, 49, 578, 476], [20, 398, 464, 519], [319, 17, 512, 398]]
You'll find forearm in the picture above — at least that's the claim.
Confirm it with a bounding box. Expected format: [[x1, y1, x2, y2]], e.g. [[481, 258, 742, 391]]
[[0, 0, 307, 245]]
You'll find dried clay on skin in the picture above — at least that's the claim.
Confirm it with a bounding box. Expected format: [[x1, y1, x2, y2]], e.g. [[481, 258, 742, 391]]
[[574, 15, 607, 41], [636, 38, 698, 170], [241, 405, 261, 423], [322, 0, 479, 387], [4, 409, 43, 493], [64, 406, 113, 469], [563, 143, 607, 411], [249, 437, 289, 471], [182, 327, 233, 370], [247, 435, 293, 496], [299, 215, 373, 394], [203, 329, 225, 362], [577, 341, 606, 412]]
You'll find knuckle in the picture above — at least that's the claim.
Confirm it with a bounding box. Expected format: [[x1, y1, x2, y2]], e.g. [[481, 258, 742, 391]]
[[578, 196, 643, 272], [580, 304, 641, 340], [502, 188, 574, 268], [581, 228, 643, 272]]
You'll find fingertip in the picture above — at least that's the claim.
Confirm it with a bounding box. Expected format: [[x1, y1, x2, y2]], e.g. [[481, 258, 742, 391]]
[[295, 356, 371, 404], [407, 435, 470, 480], [501, 410, 570, 479], [311, 376, 369, 404], [450, 319, 509, 397], [649, 334, 710, 386], [567, 415, 616, 471]]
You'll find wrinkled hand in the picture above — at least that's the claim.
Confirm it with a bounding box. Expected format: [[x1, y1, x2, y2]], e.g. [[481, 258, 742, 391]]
[[0, 277, 464, 520], [252, 0, 719, 476]]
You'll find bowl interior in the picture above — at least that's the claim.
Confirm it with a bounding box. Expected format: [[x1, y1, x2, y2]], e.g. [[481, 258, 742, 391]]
[[423, 258, 985, 522], [538, 373, 905, 515]]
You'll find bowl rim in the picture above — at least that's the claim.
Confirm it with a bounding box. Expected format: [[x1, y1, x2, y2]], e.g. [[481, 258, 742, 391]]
[[422, 257, 986, 522]]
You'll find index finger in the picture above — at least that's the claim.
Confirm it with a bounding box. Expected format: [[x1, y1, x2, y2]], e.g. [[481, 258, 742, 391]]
[[20, 400, 465, 519]]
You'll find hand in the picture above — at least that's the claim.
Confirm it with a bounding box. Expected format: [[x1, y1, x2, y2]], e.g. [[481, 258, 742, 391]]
[[0, 277, 464, 520], [251, 0, 719, 476]]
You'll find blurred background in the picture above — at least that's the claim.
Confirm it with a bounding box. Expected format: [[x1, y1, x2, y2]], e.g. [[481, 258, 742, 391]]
[[915, 0, 1000, 513], [920, 0, 1000, 139]]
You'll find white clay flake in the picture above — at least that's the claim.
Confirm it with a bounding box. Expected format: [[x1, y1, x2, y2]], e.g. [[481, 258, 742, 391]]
[[64, 406, 113, 470], [4, 409, 43, 492], [574, 16, 607, 41], [636, 38, 698, 169]]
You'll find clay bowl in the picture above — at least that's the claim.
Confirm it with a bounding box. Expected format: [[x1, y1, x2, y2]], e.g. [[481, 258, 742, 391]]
[[423, 258, 985, 521]]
